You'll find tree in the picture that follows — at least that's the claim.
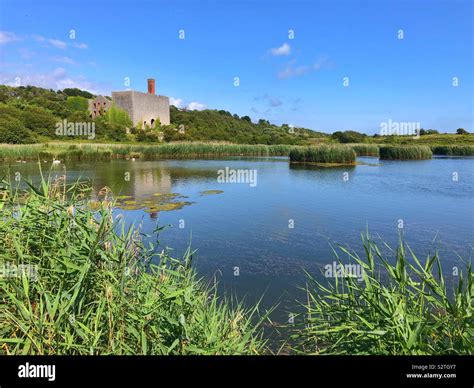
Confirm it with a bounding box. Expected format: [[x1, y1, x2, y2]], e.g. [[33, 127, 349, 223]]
[[332, 130, 366, 143], [0, 117, 36, 144], [21, 105, 58, 136], [456, 128, 469, 135], [419, 129, 439, 136], [62, 88, 94, 99], [66, 96, 89, 112]]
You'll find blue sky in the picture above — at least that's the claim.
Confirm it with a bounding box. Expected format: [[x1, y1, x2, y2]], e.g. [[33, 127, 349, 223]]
[[0, 0, 472, 133]]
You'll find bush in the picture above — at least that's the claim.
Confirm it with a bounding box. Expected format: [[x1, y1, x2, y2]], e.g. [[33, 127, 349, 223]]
[[0, 117, 37, 144], [105, 103, 132, 127]]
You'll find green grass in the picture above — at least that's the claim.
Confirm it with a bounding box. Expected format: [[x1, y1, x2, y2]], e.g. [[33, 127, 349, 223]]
[[431, 145, 474, 156], [0, 142, 299, 161], [365, 134, 474, 146], [294, 233, 473, 355], [379, 146, 432, 160], [289, 145, 356, 165], [0, 171, 267, 355], [349, 144, 380, 157]]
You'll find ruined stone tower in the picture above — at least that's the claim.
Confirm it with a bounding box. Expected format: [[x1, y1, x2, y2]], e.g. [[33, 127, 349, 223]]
[[111, 79, 170, 127]]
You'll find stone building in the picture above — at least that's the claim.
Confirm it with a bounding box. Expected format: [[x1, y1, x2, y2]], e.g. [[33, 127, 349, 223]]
[[88, 95, 112, 118], [111, 79, 170, 127]]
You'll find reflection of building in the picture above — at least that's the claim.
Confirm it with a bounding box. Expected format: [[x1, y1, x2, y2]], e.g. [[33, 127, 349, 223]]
[[88, 95, 112, 118], [112, 79, 170, 127], [131, 166, 172, 197]]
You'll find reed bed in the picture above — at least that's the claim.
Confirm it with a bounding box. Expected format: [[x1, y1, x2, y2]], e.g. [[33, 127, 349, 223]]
[[379, 146, 432, 160], [431, 145, 474, 156], [349, 144, 380, 157], [294, 233, 473, 355], [0, 142, 299, 161], [289, 145, 356, 165], [0, 172, 267, 355]]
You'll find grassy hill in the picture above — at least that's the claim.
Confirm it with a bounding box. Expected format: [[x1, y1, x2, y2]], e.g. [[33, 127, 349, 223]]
[[0, 85, 328, 145]]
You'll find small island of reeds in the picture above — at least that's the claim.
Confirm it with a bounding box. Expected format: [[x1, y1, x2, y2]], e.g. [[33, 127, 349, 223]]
[[289, 145, 356, 166]]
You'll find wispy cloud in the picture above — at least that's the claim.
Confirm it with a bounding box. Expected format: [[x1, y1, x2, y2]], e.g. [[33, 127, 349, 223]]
[[73, 42, 88, 49], [269, 42, 291, 56], [0, 31, 21, 44], [51, 56, 76, 65], [0, 67, 109, 95], [255, 94, 283, 107], [33, 35, 67, 49], [277, 56, 331, 79]]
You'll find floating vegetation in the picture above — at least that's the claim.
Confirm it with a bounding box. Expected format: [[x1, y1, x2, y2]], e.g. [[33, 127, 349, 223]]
[[144, 201, 193, 212], [200, 190, 224, 195], [115, 192, 193, 213]]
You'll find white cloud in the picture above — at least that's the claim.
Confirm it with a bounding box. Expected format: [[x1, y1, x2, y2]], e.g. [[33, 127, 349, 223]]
[[170, 97, 184, 108], [0, 67, 108, 95], [277, 57, 330, 79], [0, 31, 20, 44], [73, 42, 88, 49], [33, 35, 67, 49], [48, 39, 67, 49], [269, 42, 291, 56], [51, 56, 76, 65], [187, 101, 206, 111], [18, 48, 35, 59]]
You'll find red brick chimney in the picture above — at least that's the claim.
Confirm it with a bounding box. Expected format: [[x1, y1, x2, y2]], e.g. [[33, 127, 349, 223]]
[[147, 79, 155, 94]]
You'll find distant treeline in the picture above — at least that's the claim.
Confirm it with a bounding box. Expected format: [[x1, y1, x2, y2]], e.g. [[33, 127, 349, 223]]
[[0, 85, 471, 145], [0, 85, 325, 145]]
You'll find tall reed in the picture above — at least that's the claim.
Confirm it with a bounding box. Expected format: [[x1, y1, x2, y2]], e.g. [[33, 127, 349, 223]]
[[294, 233, 473, 355], [379, 146, 432, 160], [350, 144, 380, 157], [431, 145, 474, 156], [289, 145, 356, 165], [0, 142, 300, 161], [0, 171, 267, 355]]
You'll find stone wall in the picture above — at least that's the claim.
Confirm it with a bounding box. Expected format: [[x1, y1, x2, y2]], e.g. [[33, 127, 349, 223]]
[[88, 95, 112, 118]]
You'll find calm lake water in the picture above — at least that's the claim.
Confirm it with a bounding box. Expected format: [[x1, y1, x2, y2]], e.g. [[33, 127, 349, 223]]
[[1, 156, 473, 323]]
